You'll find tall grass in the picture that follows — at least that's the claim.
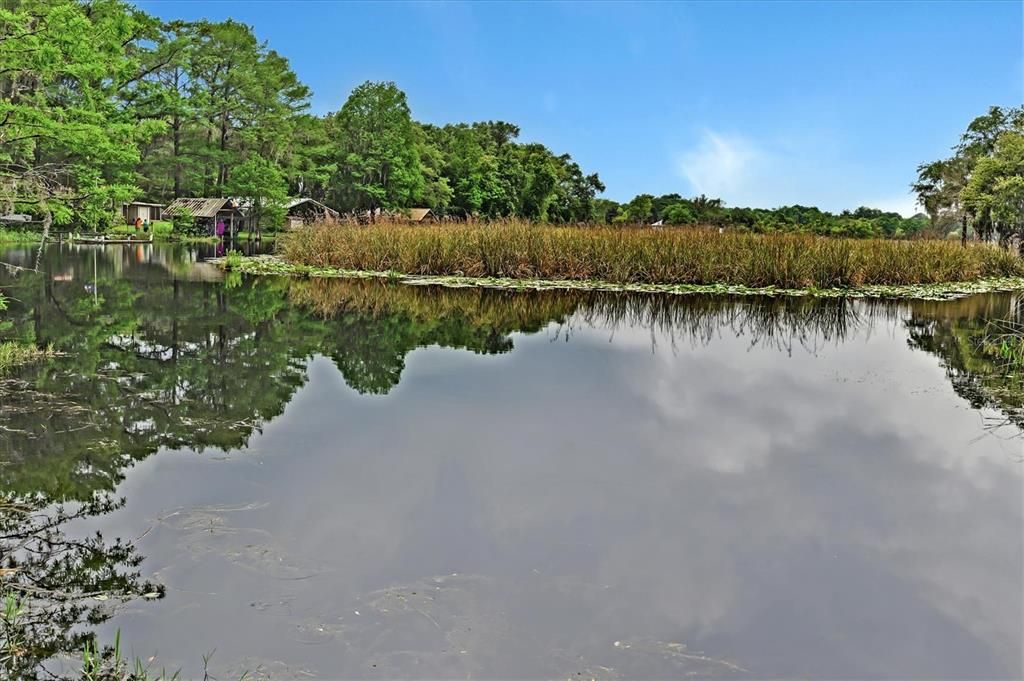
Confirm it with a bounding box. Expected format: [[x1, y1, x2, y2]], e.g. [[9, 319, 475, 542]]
[[0, 342, 52, 373], [0, 228, 41, 244], [281, 221, 1024, 289]]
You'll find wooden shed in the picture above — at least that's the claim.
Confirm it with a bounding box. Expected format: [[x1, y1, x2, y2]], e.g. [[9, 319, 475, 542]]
[[283, 198, 340, 229], [407, 208, 435, 223], [123, 202, 163, 224], [163, 198, 244, 236]]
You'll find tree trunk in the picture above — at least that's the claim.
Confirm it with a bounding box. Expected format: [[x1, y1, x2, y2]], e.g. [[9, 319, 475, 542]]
[[172, 115, 182, 198], [218, 112, 229, 189], [34, 211, 52, 271], [961, 215, 968, 248]]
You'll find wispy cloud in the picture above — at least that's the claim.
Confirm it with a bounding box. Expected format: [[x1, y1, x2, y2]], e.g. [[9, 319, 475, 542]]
[[676, 129, 919, 216], [677, 131, 763, 200]]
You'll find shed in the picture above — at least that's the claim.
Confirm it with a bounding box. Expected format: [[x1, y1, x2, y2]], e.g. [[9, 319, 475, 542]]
[[284, 198, 340, 229], [123, 202, 164, 224], [163, 198, 244, 235], [407, 208, 435, 223]]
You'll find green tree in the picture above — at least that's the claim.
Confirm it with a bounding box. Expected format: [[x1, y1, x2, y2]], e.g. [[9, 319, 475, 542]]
[[914, 105, 1024, 245], [615, 194, 654, 224], [229, 155, 288, 238], [331, 81, 424, 217], [0, 0, 163, 230], [662, 202, 696, 225], [961, 131, 1024, 252]]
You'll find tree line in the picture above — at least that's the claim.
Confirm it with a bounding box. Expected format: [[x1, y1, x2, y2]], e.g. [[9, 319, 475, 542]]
[[914, 105, 1024, 250], [0, 0, 1012, 240]]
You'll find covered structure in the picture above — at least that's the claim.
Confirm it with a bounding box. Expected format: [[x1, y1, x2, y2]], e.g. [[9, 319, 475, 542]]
[[163, 198, 243, 236], [237, 197, 340, 231], [283, 198, 339, 229], [122, 201, 163, 224], [407, 208, 435, 223]]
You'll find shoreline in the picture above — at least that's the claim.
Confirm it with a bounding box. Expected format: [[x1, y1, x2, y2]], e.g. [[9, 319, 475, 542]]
[[217, 254, 1024, 301]]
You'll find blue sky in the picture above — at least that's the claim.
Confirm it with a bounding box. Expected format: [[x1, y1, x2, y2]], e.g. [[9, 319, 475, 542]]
[[139, 0, 1022, 215]]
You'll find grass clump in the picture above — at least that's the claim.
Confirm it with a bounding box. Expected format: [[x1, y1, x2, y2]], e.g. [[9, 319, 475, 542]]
[[281, 221, 1024, 290], [106, 221, 173, 239], [979, 302, 1024, 368], [223, 249, 243, 271], [0, 342, 53, 373], [0, 228, 41, 244]]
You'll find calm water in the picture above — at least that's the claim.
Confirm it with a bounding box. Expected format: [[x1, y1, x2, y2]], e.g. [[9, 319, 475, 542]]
[[1, 244, 1022, 680]]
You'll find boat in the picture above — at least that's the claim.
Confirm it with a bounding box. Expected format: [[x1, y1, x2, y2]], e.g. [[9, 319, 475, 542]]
[[72, 235, 154, 244]]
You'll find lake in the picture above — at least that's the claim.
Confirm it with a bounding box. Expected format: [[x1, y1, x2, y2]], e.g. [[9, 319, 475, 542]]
[[1, 243, 1022, 680]]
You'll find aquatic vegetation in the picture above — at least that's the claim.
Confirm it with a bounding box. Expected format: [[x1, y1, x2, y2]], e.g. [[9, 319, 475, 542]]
[[0, 342, 53, 373], [0, 229, 42, 244], [223, 249, 244, 271], [979, 299, 1024, 368], [226, 253, 1024, 301], [279, 222, 1024, 290]]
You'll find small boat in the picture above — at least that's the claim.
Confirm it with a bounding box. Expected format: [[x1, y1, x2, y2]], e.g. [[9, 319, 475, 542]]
[[72, 235, 154, 244]]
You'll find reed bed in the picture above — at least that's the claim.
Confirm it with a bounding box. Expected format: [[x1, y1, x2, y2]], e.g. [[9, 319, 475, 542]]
[[281, 221, 1024, 289]]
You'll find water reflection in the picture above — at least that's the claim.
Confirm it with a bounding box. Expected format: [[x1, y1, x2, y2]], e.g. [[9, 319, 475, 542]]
[[0, 494, 161, 680], [1, 245, 1021, 679]]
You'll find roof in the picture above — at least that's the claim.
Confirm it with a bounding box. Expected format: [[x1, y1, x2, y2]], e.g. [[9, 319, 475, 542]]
[[285, 197, 340, 217], [163, 198, 239, 219], [408, 208, 433, 222], [124, 201, 164, 207]]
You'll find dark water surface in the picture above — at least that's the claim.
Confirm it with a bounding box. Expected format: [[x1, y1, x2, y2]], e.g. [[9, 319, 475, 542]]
[[1, 244, 1022, 680]]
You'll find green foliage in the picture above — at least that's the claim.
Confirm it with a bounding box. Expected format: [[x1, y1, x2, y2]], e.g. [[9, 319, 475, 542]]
[[170, 209, 200, 236], [331, 81, 424, 213], [914, 105, 1024, 244], [417, 121, 603, 221], [0, 0, 162, 228], [129, 17, 311, 202], [614, 194, 655, 224], [0, 228, 41, 244], [597, 193, 929, 237], [961, 131, 1024, 249], [0, 341, 51, 373], [224, 249, 244, 270], [229, 156, 288, 233]]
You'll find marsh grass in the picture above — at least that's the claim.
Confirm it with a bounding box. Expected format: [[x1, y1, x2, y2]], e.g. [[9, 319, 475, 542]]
[[0, 229, 41, 244], [980, 299, 1024, 368], [0, 342, 52, 373], [282, 222, 1024, 289]]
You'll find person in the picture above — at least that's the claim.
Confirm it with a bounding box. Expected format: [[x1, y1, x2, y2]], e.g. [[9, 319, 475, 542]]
[[216, 219, 226, 238], [134, 216, 142, 231], [143, 219, 150, 233]]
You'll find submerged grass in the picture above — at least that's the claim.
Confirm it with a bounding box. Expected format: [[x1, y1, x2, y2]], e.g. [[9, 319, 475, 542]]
[[281, 222, 1024, 290]]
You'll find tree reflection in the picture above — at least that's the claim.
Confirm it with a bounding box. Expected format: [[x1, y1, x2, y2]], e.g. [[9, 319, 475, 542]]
[[1, 246, 1022, 677], [2, 249, 1021, 502], [905, 294, 1024, 431], [1, 494, 161, 680]]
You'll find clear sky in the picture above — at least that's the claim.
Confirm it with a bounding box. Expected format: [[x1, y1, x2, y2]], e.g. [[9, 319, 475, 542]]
[[138, 0, 1022, 215]]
